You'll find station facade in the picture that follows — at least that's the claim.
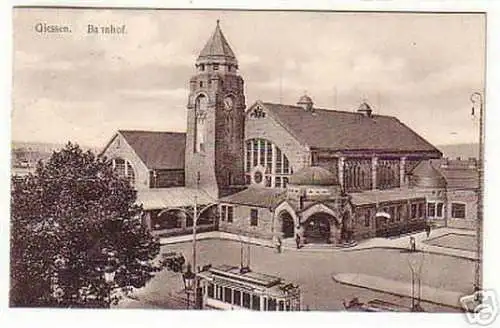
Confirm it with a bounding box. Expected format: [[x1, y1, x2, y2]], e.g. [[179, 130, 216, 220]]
[[101, 22, 478, 245]]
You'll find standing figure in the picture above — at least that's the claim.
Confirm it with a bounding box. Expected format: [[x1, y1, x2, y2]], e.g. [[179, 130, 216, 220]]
[[425, 223, 431, 239], [295, 233, 301, 249], [277, 236, 282, 253]]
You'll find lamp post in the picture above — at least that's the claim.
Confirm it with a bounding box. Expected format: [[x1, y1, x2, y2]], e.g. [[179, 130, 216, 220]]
[[407, 249, 424, 311], [470, 92, 483, 296], [182, 263, 196, 309]]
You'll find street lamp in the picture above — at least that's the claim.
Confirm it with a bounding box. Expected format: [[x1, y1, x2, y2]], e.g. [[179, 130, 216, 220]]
[[182, 263, 196, 309], [407, 249, 425, 311]]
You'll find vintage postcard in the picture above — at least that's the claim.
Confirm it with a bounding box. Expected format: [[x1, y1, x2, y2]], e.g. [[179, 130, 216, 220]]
[[7, 4, 497, 326]]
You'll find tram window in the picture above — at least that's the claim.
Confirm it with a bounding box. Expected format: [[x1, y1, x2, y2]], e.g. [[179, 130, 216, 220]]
[[224, 287, 232, 304], [234, 290, 241, 306], [267, 298, 277, 311], [207, 283, 214, 298], [278, 300, 285, 311], [252, 295, 260, 310], [242, 292, 251, 309], [216, 286, 223, 301]]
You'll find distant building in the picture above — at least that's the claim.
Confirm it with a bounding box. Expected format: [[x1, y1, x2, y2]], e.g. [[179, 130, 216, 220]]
[[101, 21, 478, 243]]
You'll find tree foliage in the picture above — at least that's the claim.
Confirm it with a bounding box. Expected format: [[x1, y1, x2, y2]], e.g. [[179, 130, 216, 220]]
[[10, 142, 162, 308]]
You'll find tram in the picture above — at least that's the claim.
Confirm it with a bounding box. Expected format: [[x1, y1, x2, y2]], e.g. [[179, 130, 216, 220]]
[[197, 264, 301, 311]]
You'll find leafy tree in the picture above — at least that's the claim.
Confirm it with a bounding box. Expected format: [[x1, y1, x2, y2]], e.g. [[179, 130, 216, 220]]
[[10, 142, 163, 308]]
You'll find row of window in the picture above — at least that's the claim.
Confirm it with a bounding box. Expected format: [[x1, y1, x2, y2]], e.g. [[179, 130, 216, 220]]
[[220, 205, 259, 227], [206, 283, 296, 311], [361, 203, 426, 227]]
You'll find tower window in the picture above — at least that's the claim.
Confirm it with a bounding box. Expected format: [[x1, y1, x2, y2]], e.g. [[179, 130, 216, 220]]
[[213, 64, 219, 71], [194, 95, 208, 153], [199, 81, 203, 88]]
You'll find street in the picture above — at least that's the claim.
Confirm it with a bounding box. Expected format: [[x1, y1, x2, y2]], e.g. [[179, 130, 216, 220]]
[[120, 239, 475, 311]]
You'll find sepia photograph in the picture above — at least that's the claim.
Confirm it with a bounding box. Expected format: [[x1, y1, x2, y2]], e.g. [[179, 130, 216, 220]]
[[7, 5, 495, 324]]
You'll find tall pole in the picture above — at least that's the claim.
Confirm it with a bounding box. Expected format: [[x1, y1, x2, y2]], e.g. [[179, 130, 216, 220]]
[[192, 172, 200, 308], [471, 92, 483, 294]]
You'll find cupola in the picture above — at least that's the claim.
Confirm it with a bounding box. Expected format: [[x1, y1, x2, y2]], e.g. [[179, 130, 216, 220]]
[[297, 94, 314, 112], [357, 101, 373, 117]]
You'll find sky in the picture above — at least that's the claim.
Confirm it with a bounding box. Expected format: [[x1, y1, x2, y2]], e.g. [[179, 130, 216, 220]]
[[12, 9, 485, 148]]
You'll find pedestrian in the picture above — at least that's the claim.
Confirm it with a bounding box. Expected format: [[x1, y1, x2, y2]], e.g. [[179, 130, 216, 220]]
[[425, 223, 431, 239], [277, 236, 282, 253], [295, 233, 301, 249]]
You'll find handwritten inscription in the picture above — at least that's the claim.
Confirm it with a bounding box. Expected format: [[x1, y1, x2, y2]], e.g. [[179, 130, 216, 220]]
[[87, 24, 126, 34]]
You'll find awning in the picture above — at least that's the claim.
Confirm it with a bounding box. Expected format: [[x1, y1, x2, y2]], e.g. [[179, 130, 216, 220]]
[[136, 187, 215, 211]]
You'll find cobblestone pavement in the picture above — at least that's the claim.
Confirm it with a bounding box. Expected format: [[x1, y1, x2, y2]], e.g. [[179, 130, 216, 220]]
[[118, 239, 474, 312]]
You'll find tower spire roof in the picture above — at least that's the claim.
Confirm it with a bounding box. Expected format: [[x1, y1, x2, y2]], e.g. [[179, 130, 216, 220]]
[[197, 21, 237, 66]]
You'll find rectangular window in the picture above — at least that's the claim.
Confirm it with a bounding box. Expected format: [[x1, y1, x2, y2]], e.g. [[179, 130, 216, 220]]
[[418, 203, 425, 218], [259, 139, 265, 166], [253, 140, 259, 166], [233, 290, 241, 306], [275, 176, 282, 188], [278, 300, 285, 311], [216, 286, 223, 301], [388, 207, 395, 223], [267, 298, 277, 311], [224, 287, 232, 304], [275, 148, 283, 174], [207, 283, 214, 298], [220, 206, 226, 222], [283, 156, 290, 174], [283, 177, 289, 188], [396, 205, 402, 221], [437, 202, 444, 217], [411, 204, 417, 219], [266, 142, 273, 172], [227, 206, 233, 223], [242, 292, 251, 309], [428, 202, 436, 217], [451, 203, 466, 219], [213, 64, 219, 70], [250, 209, 258, 226], [265, 176, 272, 187], [252, 295, 261, 310]]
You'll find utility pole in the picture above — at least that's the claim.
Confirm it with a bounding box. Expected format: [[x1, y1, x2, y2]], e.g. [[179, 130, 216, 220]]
[[470, 92, 483, 295]]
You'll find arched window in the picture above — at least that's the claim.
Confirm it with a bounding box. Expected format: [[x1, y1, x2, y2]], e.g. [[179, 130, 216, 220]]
[[112, 158, 135, 185], [244, 138, 292, 188], [194, 94, 208, 153]]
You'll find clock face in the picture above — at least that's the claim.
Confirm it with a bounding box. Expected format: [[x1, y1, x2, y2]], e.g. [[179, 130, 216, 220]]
[[224, 97, 233, 111]]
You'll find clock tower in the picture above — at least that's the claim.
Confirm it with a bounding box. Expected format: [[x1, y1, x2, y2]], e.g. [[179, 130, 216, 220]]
[[185, 21, 246, 198]]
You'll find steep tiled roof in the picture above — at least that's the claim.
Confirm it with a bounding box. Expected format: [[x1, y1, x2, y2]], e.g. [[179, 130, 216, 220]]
[[119, 130, 186, 170], [220, 187, 286, 208], [261, 102, 441, 154], [197, 21, 237, 65]]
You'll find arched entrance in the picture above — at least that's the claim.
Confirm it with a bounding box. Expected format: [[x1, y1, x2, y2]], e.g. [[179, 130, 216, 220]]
[[303, 213, 332, 244], [279, 211, 295, 238]]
